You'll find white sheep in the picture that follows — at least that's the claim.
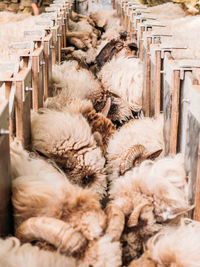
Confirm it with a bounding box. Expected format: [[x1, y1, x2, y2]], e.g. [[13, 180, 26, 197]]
[[30, 108, 107, 197], [128, 218, 200, 267], [10, 140, 106, 251], [98, 56, 143, 112], [45, 96, 116, 155], [52, 61, 133, 125], [0, 237, 76, 267], [106, 115, 164, 182], [105, 154, 191, 265]]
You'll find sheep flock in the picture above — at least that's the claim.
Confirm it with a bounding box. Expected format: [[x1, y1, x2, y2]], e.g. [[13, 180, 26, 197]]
[[1, 1, 200, 267]]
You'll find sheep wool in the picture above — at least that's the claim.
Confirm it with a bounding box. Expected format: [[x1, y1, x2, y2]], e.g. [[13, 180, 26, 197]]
[[129, 219, 200, 267], [31, 109, 107, 197], [106, 155, 192, 265], [106, 115, 164, 181], [0, 237, 76, 267], [11, 140, 106, 249], [98, 56, 143, 112]]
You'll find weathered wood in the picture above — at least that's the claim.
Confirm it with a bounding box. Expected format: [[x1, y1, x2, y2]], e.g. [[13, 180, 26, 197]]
[[193, 138, 200, 220], [43, 34, 53, 99], [4, 81, 15, 138], [154, 50, 162, 116], [112, 0, 116, 9], [169, 70, 180, 154], [31, 48, 44, 111], [0, 99, 12, 236], [51, 27, 57, 65], [144, 36, 152, 117], [139, 26, 145, 61], [15, 69, 32, 149]]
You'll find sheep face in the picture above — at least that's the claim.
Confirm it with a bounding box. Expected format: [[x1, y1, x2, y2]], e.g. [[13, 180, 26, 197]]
[[92, 90, 133, 126], [96, 39, 124, 68]]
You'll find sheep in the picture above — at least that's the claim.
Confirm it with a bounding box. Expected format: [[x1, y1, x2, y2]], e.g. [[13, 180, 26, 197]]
[[106, 115, 164, 182], [105, 154, 192, 265], [98, 56, 143, 112], [52, 60, 133, 125], [10, 140, 106, 251], [128, 218, 200, 267], [45, 96, 116, 155], [77, 235, 122, 267], [0, 236, 76, 267], [89, 9, 124, 41], [0, 235, 121, 267], [30, 108, 107, 197], [67, 11, 100, 51], [94, 34, 138, 70]]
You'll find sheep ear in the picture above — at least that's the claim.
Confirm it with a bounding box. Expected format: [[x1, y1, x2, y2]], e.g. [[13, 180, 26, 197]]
[[170, 205, 194, 218], [160, 205, 194, 221], [101, 97, 111, 117], [144, 149, 163, 161], [120, 144, 146, 175]]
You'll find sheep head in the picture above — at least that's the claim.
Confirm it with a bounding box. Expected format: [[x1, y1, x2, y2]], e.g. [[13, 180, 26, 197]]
[[96, 39, 124, 68], [119, 145, 163, 176], [92, 90, 133, 126]]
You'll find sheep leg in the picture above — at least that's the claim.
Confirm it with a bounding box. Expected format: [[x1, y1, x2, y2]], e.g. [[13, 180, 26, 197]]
[[16, 217, 87, 255], [105, 204, 125, 241]]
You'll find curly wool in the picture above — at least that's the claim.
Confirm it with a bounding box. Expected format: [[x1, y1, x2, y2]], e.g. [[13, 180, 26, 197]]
[[0, 237, 76, 267], [31, 109, 106, 197]]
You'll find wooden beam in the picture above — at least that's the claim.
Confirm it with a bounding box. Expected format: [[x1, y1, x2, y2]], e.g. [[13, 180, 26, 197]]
[[139, 26, 145, 61], [15, 70, 31, 149], [193, 138, 200, 220], [144, 37, 152, 117], [0, 99, 12, 236], [154, 50, 162, 116], [169, 70, 180, 154]]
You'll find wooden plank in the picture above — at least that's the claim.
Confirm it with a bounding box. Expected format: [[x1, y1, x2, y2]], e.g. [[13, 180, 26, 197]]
[[154, 50, 162, 116], [4, 81, 15, 138], [169, 70, 180, 154], [144, 36, 152, 117], [51, 27, 57, 65], [15, 70, 31, 149], [193, 138, 200, 220], [0, 99, 12, 236], [43, 34, 53, 99], [139, 26, 145, 61], [32, 48, 44, 111]]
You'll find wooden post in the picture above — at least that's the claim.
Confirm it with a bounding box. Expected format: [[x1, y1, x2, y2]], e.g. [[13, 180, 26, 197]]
[[4, 81, 14, 138], [51, 27, 57, 65], [144, 37, 152, 117], [63, 16, 67, 48], [15, 69, 32, 149], [32, 44, 44, 111], [112, 0, 116, 9], [169, 70, 180, 154], [154, 50, 162, 116], [139, 26, 145, 61], [124, 4, 127, 29], [193, 138, 200, 220], [0, 99, 12, 236], [43, 34, 53, 100]]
